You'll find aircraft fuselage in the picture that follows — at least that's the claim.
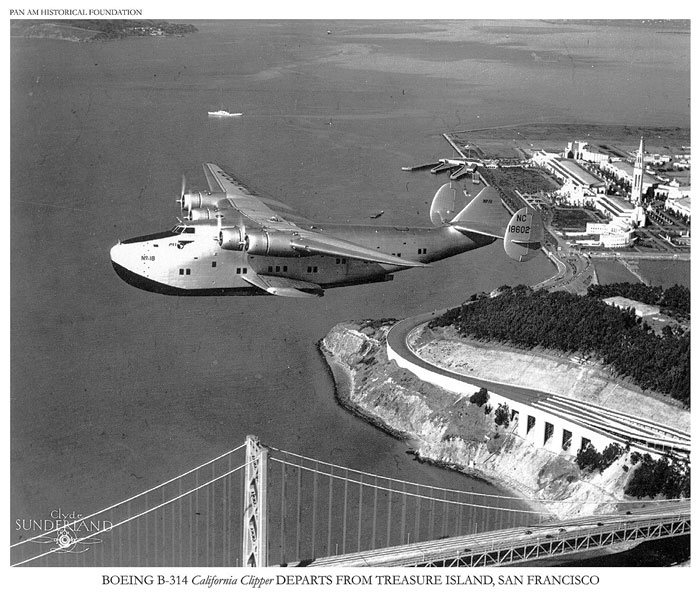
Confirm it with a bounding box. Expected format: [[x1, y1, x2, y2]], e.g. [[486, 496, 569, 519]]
[[110, 221, 495, 296]]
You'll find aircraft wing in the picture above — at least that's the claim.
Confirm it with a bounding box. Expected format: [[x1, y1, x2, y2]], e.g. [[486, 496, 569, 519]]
[[205, 163, 427, 268], [241, 270, 324, 298], [203, 162, 256, 197], [203, 163, 305, 225], [290, 231, 428, 268]]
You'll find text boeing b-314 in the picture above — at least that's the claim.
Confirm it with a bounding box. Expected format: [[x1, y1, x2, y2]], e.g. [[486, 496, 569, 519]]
[[110, 163, 543, 298]]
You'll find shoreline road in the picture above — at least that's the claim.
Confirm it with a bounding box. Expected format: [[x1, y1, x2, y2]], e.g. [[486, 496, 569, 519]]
[[387, 310, 548, 406], [386, 311, 690, 456]]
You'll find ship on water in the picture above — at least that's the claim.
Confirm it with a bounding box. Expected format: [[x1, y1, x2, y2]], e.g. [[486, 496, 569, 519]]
[[208, 109, 243, 117]]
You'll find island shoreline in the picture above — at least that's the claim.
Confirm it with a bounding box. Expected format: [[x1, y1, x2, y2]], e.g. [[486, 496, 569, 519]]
[[317, 340, 554, 520]]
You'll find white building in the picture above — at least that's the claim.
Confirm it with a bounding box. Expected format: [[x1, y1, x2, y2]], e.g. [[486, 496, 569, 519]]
[[558, 179, 595, 207], [564, 140, 611, 164], [665, 196, 691, 219], [595, 195, 635, 220], [600, 160, 661, 195], [603, 296, 660, 318], [585, 218, 635, 248]]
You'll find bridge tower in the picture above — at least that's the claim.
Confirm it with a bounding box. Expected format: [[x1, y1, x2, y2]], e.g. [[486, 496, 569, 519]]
[[242, 435, 269, 567]]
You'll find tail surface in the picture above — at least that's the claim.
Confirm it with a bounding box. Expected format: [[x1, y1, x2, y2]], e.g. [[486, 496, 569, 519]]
[[429, 183, 543, 262], [502, 207, 543, 262]]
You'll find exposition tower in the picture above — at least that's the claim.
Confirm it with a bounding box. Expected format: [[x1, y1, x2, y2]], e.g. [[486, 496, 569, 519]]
[[630, 136, 647, 227]]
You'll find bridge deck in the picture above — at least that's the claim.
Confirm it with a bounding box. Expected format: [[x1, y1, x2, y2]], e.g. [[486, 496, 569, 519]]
[[303, 502, 690, 567]]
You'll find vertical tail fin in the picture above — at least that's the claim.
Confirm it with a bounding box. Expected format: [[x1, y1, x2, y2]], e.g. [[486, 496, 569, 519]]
[[429, 182, 461, 225], [441, 185, 512, 238], [450, 186, 509, 229], [503, 207, 544, 262]]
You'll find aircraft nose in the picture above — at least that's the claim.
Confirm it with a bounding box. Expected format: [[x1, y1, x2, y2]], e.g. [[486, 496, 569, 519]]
[[110, 242, 126, 267]]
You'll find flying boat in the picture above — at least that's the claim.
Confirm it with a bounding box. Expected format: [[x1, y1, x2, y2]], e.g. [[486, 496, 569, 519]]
[[110, 163, 543, 298]]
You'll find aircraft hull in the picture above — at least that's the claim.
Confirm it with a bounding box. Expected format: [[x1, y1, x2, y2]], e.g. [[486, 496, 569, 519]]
[[110, 224, 495, 296]]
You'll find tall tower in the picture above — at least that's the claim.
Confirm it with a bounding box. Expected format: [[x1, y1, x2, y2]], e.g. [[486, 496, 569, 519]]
[[630, 136, 647, 227]]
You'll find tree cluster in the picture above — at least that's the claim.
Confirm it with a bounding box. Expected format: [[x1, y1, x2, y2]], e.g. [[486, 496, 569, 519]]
[[494, 403, 511, 427], [575, 442, 626, 473], [626, 453, 690, 499], [469, 388, 489, 407], [429, 286, 690, 405]]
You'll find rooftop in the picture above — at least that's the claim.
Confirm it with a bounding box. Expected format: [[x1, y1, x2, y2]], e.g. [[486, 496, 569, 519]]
[[551, 158, 605, 187], [603, 296, 660, 317]]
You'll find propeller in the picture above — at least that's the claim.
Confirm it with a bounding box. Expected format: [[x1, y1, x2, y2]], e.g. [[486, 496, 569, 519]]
[[238, 214, 247, 245], [215, 212, 223, 242], [176, 174, 187, 212]]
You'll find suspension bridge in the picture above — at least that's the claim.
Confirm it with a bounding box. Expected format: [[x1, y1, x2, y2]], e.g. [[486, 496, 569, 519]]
[[10, 436, 690, 567]]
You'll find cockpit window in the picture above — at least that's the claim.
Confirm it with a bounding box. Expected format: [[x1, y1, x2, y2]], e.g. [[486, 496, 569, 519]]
[[171, 225, 184, 234], [184, 227, 195, 234]]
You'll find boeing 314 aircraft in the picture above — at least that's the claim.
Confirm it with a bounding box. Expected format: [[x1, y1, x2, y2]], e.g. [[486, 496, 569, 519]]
[[110, 163, 543, 298]]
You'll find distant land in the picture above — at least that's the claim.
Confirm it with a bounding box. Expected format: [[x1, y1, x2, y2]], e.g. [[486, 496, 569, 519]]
[[451, 123, 690, 156], [542, 19, 689, 32], [11, 20, 198, 42]]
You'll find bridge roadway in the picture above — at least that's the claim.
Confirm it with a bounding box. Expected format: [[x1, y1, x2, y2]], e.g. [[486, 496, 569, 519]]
[[302, 501, 689, 567], [385, 309, 690, 456]]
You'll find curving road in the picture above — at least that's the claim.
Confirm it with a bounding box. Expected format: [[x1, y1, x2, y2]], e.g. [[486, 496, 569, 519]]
[[386, 311, 690, 455]]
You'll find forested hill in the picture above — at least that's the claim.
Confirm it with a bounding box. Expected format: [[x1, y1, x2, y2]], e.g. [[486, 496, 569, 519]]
[[429, 286, 690, 406]]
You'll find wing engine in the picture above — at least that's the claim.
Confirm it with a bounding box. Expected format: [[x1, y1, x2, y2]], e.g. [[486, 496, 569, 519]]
[[216, 226, 426, 267]]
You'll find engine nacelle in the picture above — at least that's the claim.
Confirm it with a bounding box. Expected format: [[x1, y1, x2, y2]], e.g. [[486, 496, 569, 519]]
[[245, 229, 300, 257], [182, 191, 227, 213], [188, 207, 216, 221], [218, 226, 246, 251]]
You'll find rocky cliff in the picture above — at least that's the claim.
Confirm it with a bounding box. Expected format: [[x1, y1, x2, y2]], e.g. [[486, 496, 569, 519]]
[[320, 320, 641, 520]]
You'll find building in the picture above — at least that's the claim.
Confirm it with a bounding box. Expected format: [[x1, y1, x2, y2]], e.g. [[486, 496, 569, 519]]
[[631, 137, 645, 205], [564, 140, 610, 164], [629, 137, 647, 227], [548, 158, 606, 191], [595, 195, 635, 220], [665, 196, 691, 219], [657, 179, 691, 200], [558, 179, 594, 207], [585, 219, 635, 248], [533, 151, 606, 202], [600, 160, 662, 195], [603, 296, 660, 318]]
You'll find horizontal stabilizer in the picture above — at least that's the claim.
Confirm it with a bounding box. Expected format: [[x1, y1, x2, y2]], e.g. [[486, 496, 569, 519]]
[[242, 271, 324, 297], [451, 220, 506, 238], [503, 207, 544, 262], [292, 233, 428, 268]]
